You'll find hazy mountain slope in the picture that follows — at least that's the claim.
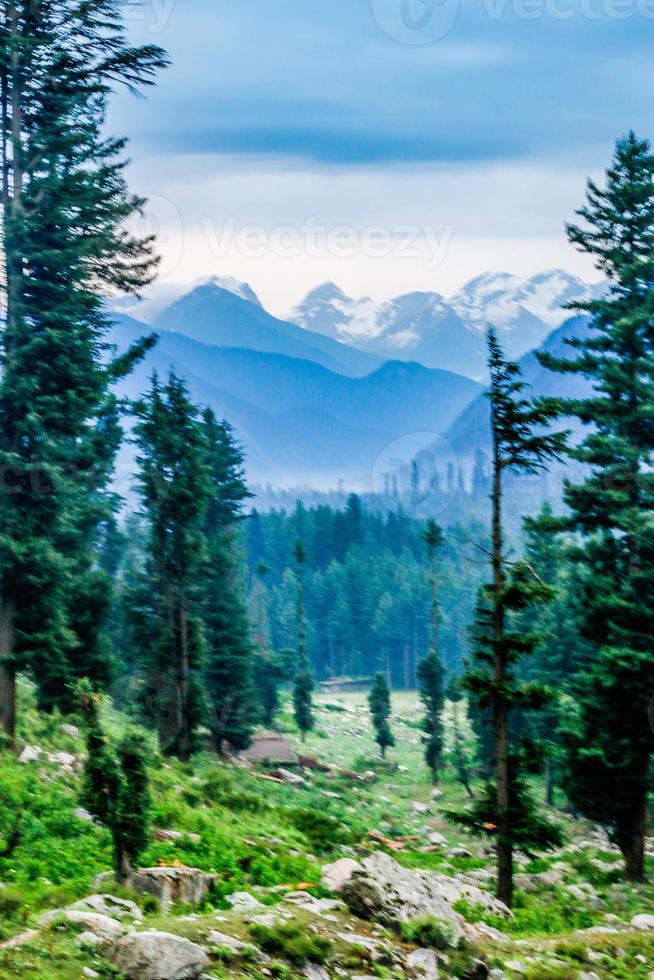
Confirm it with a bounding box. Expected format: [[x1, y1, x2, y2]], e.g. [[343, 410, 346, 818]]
[[153, 279, 382, 378], [109, 315, 481, 488]]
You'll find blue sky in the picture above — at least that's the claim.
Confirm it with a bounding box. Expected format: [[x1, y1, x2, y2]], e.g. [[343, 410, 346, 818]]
[[114, 0, 654, 313]]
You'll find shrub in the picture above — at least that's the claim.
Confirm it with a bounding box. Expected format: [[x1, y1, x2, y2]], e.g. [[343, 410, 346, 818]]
[[250, 921, 332, 965], [287, 807, 349, 852], [400, 915, 457, 950]]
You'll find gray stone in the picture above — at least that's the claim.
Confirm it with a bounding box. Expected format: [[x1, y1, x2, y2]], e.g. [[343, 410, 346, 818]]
[[447, 847, 473, 858], [411, 801, 430, 814], [406, 947, 439, 977], [131, 867, 217, 914], [225, 891, 262, 911], [74, 808, 95, 823], [38, 909, 125, 942], [303, 966, 330, 980], [277, 767, 307, 786], [321, 858, 361, 893], [109, 930, 209, 980], [632, 913, 654, 929], [340, 852, 509, 944], [60, 723, 81, 739], [18, 746, 41, 764], [83, 970, 100, 979], [70, 894, 142, 921], [75, 931, 103, 949], [473, 921, 510, 944], [208, 930, 255, 954]]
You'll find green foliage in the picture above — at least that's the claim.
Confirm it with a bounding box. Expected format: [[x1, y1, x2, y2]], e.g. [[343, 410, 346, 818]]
[[540, 132, 654, 878], [77, 680, 150, 882], [417, 650, 445, 782], [250, 921, 332, 965], [368, 672, 395, 758], [287, 807, 350, 852], [399, 915, 457, 950]]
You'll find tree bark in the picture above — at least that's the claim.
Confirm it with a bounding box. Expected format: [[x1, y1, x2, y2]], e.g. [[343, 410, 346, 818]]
[[0, 596, 16, 752], [113, 837, 132, 888], [621, 797, 647, 882], [492, 431, 513, 908]]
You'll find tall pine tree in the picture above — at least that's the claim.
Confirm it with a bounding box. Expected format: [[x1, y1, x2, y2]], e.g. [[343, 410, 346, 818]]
[[540, 132, 654, 880], [462, 329, 566, 907], [132, 373, 209, 762], [0, 1, 167, 743], [417, 520, 446, 783], [201, 410, 257, 754], [368, 671, 395, 759], [292, 541, 314, 742]]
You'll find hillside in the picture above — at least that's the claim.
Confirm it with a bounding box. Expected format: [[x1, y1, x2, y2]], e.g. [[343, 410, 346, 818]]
[[2, 685, 654, 980], [110, 315, 481, 489]]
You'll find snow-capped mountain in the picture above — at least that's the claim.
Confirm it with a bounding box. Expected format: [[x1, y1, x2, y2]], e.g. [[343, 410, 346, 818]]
[[290, 270, 603, 377]]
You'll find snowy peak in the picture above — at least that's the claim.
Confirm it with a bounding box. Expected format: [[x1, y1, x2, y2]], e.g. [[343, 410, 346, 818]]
[[204, 275, 262, 307], [450, 269, 598, 334], [291, 282, 378, 341]]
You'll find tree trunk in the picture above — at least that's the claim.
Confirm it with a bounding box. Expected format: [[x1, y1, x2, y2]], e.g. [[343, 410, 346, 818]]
[[113, 837, 132, 888], [0, 597, 16, 752], [621, 797, 647, 882], [492, 434, 513, 908]]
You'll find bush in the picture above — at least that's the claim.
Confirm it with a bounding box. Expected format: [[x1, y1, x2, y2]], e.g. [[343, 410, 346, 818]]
[[287, 807, 349, 853], [400, 915, 457, 950], [250, 921, 332, 965]]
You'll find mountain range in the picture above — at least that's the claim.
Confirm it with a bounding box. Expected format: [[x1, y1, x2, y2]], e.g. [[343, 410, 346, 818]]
[[109, 272, 594, 491], [289, 270, 602, 377]]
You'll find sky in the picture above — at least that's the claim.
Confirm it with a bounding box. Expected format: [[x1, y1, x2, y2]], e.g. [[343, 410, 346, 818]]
[[113, 0, 654, 316]]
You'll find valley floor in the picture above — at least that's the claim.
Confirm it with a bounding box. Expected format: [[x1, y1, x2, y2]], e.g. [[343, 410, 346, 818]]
[[1, 688, 653, 979]]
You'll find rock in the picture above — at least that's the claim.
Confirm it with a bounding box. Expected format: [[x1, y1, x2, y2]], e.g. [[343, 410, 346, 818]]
[[277, 767, 307, 786], [473, 921, 510, 944], [411, 801, 430, 814], [406, 947, 439, 977], [18, 746, 41, 764], [631, 913, 654, 929], [60, 723, 81, 739], [340, 852, 509, 943], [48, 751, 78, 769], [303, 966, 330, 980], [131, 867, 216, 914], [74, 807, 95, 823], [225, 891, 262, 911], [83, 970, 100, 979], [75, 931, 103, 949], [38, 909, 125, 942], [447, 847, 473, 859], [109, 930, 209, 980], [0, 929, 39, 949], [431, 788, 443, 800], [321, 858, 361, 893], [428, 832, 447, 846], [70, 894, 142, 921], [208, 930, 255, 955], [337, 932, 384, 955], [504, 962, 526, 974]]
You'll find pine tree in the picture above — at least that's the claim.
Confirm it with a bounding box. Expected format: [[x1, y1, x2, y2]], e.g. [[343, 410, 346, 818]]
[[132, 373, 209, 762], [540, 132, 654, 881], [201, 410, 257, 754], [368, 671, 395, 758], [77, 680, 150, 886], [446, 677, 475, 799], [417, 519, 445, 783], [461, 329, 566, 908], [0, 1, 167, 742], [292, 541, 314, 741]]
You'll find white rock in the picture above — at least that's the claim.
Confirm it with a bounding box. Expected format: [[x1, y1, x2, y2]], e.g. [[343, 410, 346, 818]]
[[109, 930, 209, 980], [75, 931, 103, 949], [60, 723, 81, 739], [631, 913, 654, 929], [208, 930, 253, 954], [83, 970, 100, 979], [226, 891, 262, 910], [504, 961, 526, 974], [411, 801, 430, 814], [71, 894, 142, 921], [73, 808, 95, 823], [277, 768, 306, 786], [18, 746, 41, 764], [474, 921, 510, 943], [321, 858, 361, 893], [303, 966, 330, 980], [39, 909, 125, 942], [406, 947, 439, 977]]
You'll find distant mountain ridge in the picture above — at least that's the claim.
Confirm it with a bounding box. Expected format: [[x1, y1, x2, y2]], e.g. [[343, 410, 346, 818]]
[[290, 270, 603, 377]]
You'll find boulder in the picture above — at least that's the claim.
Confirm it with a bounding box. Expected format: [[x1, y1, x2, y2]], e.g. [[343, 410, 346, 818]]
[[74, 808, 95, 823], [340, 853, 509, 941], [321, 858, 361, 893], [18, 746, 41, 764], [225, 891, 262, 911], [632, 913, 654, 929], [70, 894, 142, 921], [411, 801, 430, 814], [208, 930, 257, 955], [130, 867, 216, 914], [303, 966, 330, 980], [109, 930, 209, 980], [60, 723, 81, 739], [38, 909, 125, 943], [407, 947, 439, 978], [276, 767, 307, 786]]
